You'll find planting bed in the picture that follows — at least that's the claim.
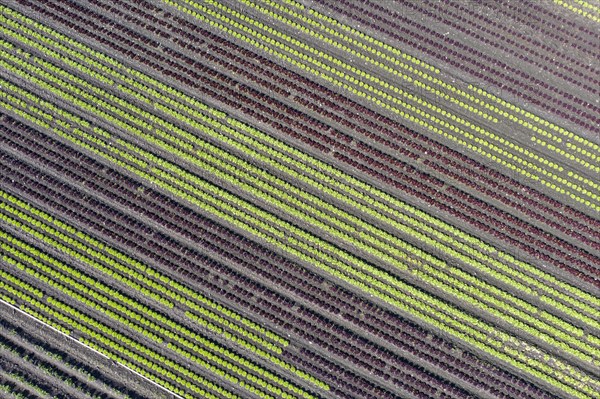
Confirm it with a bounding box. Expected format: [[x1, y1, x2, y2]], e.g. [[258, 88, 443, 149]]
[[0, 1, 598, 399]]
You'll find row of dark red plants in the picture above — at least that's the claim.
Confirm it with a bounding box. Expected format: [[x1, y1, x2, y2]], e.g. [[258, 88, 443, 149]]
[[0, 122, 406, 399], [0, 153, 321, 399], [0, 114, 556, 399], [421, 0, 599, 92], [433, 0, 600, 93], [0, 317, 140, 399], [0, 119, 458, 399], [15, 0, 600, 289], [98, 0, 600, 243], [320, 0, 600, 133]]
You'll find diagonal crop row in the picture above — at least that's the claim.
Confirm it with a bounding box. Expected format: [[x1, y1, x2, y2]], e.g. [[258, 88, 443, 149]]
[[0, 117, 559, 399], [0, 6, 596, 324], [0, 217, 325, 399], [0, 124, 329, 391], [10, 0, 600, 294], [0, 133, 328, 398], [0, 139, 289, 353], [2, 240, 255, 399], [0, 72, 596, 399], [185, 0, 600, 210], [553, 0, 600, 22], [481, 0, 600, 50], [222, 0, 600, 176], [0, 370, 47, 399], [0, 151, 446, 399], [315, 0, 600, 136], [0, 102, 289, 350], [1, 38, 598, 377], [190, 0, 600, 159], [2, 29, 593, 360]]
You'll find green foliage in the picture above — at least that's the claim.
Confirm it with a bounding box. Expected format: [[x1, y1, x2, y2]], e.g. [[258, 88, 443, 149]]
[[0, 4, 597, 398]]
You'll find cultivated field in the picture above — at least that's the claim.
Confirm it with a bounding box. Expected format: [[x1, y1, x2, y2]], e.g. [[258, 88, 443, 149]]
[[0, 1, 598, 399]]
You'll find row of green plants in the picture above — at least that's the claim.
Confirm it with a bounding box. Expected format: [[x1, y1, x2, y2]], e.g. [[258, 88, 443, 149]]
[[1, 76, 595, 399], [173, 0, 598, 210], [0, 22, 597, 372], [0, 198, 320, 398], [0, 371, 48, 399], [0, 7, 596, 398], [255, 0, 600, 175], [1, 2, 595, 326], [0, 348, 68, 399], [0, 240, 317, 399]]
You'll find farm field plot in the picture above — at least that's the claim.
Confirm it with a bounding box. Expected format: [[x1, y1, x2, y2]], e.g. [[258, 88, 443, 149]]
[[0, 1, 598, 399]]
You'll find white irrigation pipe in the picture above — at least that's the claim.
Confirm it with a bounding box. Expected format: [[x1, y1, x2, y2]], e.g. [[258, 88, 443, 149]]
[[0, 298, 185, 399]]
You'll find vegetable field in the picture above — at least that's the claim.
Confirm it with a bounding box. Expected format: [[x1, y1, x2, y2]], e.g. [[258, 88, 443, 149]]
[[0, 1, 598, 398]]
